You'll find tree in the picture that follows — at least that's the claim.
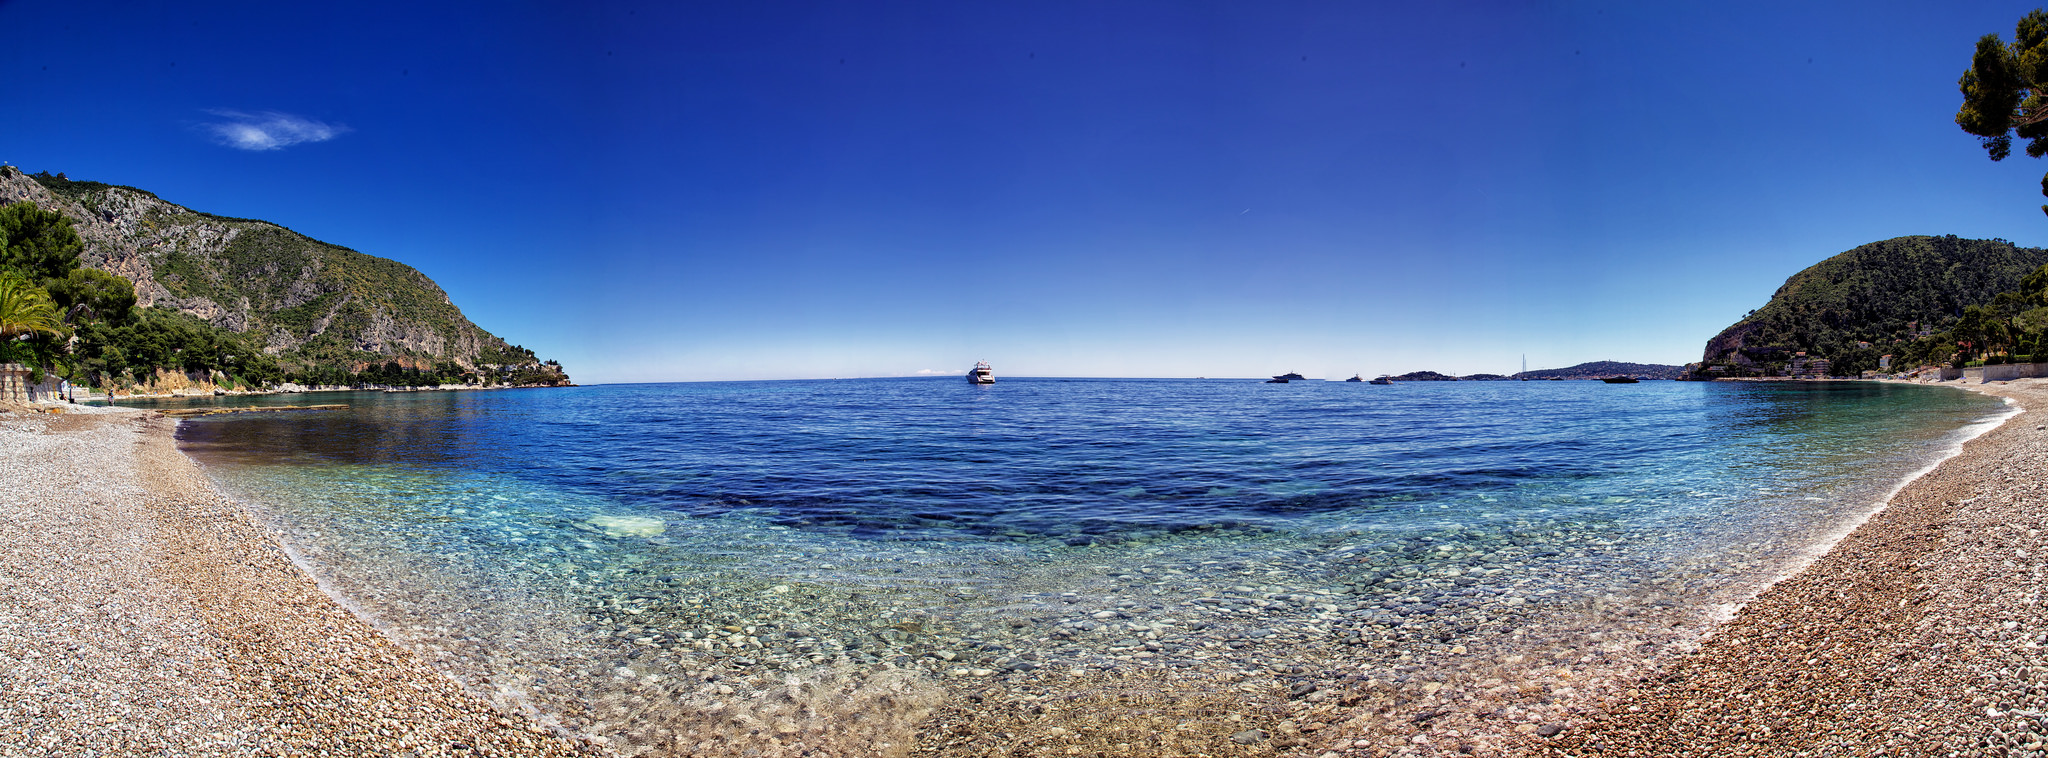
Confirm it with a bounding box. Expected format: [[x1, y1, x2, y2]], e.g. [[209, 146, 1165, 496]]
[[1953, 305, 1997, 361], [1957, 10, 2048, 214], [2021, 262, 2048, 306], [0, 201, 83, 283], [45, 268, 136, 324], [1831, 346, 1881, 376], [0, 271, 65, 367]]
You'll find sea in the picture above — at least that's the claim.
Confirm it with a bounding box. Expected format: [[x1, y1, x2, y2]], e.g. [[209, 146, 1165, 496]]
[[141, 378, 2009, 755]]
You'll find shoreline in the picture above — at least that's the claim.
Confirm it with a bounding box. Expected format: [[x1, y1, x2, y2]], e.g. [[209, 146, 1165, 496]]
[[99, 382, 578, 403], [0, 405, 607, 756], [1517, 378, 2048, 756], [1751, 392, 2021, 618], [5, 375, 2034, 757], [162, 380, 2013, 758]]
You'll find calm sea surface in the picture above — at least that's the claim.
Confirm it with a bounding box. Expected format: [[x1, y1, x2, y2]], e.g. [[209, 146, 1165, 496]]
[[148, 379, 2007, 753]]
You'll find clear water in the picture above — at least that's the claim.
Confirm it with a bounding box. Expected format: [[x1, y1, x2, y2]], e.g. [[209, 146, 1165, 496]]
[[150, 379, 2007, 755]]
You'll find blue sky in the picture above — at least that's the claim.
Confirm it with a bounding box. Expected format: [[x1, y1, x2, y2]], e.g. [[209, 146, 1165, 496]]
[[5, 1, 2048, 382]]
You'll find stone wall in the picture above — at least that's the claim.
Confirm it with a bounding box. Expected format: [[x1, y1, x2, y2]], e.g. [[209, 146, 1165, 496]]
[[26, 373, 62, 402], [1961, 363, 2048, 382], [0, 364, 27, 405]]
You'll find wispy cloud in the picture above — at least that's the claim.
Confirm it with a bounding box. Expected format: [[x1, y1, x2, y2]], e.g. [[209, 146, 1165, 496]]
[[915, 368, 962, 375], [199, 110, 349, 151]]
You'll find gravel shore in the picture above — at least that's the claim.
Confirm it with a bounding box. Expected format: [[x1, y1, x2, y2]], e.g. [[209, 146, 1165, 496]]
[[4, 376, 2040, 757], [0, 406, 606, 757], [1502, 379, 2048, 758]]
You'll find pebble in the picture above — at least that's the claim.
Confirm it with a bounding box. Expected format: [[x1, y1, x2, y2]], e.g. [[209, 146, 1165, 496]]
[[62, 377, 2030, 757], [1532, 380, 2048, 756], [0, 409, 598, 757]]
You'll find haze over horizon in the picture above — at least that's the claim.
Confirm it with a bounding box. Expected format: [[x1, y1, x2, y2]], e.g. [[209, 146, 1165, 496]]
[[7, 1, 2048, 383]]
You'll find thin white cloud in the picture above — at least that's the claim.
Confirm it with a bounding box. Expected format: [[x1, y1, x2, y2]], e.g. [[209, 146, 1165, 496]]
[[915, 369, 962, 375], [199, 110, 349, 151]]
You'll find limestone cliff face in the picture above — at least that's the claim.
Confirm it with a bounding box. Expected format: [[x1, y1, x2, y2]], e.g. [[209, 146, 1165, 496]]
[[0, 168, 532, 370], [1700, 320, 1768, 367]]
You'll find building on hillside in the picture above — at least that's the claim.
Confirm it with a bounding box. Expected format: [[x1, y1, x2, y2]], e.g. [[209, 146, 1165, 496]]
[[1878, 354, 1893, 371], [1789, 352, 1832, 379]]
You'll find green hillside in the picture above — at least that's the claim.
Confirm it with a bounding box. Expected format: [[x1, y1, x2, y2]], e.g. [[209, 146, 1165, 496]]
[[1700, 235, 2048, 376], [0, 167, 568, 391], [1513, 362, 1685, 380]]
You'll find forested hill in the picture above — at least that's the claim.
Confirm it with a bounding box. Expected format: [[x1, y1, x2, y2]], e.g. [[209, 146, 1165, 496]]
[[1700, 235, 2048, 376], [1513, 362, 1685, 380], [0, 167, 565, 386]]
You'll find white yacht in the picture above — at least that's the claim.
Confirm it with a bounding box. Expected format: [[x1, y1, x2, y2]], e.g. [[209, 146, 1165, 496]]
[[967, 361, 995, 384]]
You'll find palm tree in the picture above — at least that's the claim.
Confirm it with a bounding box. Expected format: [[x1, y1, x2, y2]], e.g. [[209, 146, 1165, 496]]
[[0, 272, 62, 364]]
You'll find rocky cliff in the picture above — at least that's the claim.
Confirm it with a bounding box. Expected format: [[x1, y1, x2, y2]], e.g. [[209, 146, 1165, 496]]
[[0, 167, 543, 371]]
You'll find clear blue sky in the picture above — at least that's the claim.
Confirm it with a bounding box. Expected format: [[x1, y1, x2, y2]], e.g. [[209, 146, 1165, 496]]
[[6, 1, 2048, 382]]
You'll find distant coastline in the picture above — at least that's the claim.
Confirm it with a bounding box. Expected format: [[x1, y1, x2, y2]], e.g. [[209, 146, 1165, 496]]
[[98, 381, 575, 404], [1350, 360, 1689, 382]]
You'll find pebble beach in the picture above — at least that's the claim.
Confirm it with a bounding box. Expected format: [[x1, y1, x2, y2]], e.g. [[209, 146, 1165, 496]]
[[0, 378, 2041, 757], [1522, 379, 2048, 757], [0, 406, 602, 757]]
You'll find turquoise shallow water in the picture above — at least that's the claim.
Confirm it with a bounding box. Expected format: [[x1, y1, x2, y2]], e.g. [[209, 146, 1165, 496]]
[[144, 379, 2008, 753]]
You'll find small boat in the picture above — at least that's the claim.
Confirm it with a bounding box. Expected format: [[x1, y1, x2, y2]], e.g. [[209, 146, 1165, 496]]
[[1345, 374, 1363, 382], [1267, 372, 1307, 383], [967, 361, 995, 384], [1369, 375, 1394, 385], [1601, 376, 1639, 384]]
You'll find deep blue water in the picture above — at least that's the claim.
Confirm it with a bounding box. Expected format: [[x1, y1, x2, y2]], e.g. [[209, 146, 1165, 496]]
[[141, 378, 2009, 751], [164, 378, 2004, 549]]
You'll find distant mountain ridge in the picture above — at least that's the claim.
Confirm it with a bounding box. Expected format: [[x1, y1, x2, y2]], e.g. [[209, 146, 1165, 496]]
[[1513, 362, 1686, 380], [1365, 362, 1682, 381], [1699, 235, 2048, 376], [0, 167, 555, 374]]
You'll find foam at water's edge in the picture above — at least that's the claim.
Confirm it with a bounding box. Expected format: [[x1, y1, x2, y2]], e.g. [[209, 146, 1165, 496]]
[[167, 423, 398, 641], [171, 418, 584, 738], [158, 381, 2015, 756], [1706, 390, 2021, 635]]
